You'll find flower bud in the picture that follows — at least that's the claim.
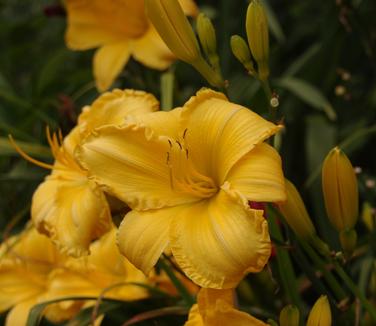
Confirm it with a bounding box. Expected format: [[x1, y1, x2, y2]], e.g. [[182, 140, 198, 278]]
[[196, 13, 218, 65], [279, 179, 316, 240], [145, 0, 200, 63], [362, 202, 374, 231], [322, 147, 359, 231], [279, 304, 300, 326], [230, 35, 256, 75], [307, 295, 332, 326], [246, 0, 269, 80]]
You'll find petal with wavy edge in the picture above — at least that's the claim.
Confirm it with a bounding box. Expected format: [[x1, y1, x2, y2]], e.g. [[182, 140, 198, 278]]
[[93, 42, 131, 92], [78, 89, 159, 137], [5, 298, 39, 326], [181, 89, 282, 185], [131, 25, 175, 70], [226, 143, 286, 202], [117, 206, 179, 274], [77, 124, 199, 210], [170, 189, 271, 289], [41, 178, 112, 257]]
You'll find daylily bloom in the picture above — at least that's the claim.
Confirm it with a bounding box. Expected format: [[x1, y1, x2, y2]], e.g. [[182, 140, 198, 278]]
[[65, 0, 198, 91], [77, 88, 286, 289], [0, 228, 74, 326], [13, 89, 160, 257], [184, 288, 268, 325], [0, 226, 151, 326]]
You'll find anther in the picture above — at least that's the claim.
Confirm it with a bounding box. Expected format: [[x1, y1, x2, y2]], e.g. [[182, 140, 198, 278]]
[[176, 140, 182, 150], [183, 128, 188, 139], [168, 139, 172, 148]]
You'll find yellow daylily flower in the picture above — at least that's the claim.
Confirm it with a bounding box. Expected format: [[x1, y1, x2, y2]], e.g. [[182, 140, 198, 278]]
[[65, 0, 198, 91], [185, 288, 269, 325], [0, 228, 75, 326], [0, 226, 151, 326], [77, 88, 286, 289], [13, 89, 159, 257]]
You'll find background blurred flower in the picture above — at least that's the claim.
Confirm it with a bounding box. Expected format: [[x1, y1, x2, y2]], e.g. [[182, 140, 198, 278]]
[[65, 0, 198, 91]]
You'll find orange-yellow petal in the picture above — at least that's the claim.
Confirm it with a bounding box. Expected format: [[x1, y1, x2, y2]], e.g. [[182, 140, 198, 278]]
[[93, 42, 131, 92], [181, 89, 282, 185], [170, 190, 271, 289], [65, 0, 147, 50], [32, 173, 112, 258], [78, 88, 159, 136], [226, 143, 286, 202], [5, 298, 38, 326], [185, 288, 269, 326], [77, 124, 199, 210], [131, 25, 175, 70], [117, 206, 179, 275]]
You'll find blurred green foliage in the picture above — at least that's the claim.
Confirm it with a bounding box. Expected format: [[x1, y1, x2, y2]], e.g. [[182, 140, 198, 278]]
[[1, 0, 376, 324]]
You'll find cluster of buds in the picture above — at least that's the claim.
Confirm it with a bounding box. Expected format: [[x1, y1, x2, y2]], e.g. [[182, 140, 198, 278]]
[[231, 0, 269, 80], [145, 0, 224, 88]]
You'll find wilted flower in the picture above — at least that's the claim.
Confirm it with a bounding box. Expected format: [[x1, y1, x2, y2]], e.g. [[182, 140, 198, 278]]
[[65, 0, 198, 91], [185, 288, 268, 325], [77, 88, 285, 288]]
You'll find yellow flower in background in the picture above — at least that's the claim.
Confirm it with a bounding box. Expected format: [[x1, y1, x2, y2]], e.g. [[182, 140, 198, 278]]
[[47, 227, 150, 303], [185, 288, 268, 325], [77, 88, 285, 289], [0, 228, 72, 326], [0, 227, 151, 326], [306, 295, 332, 326], [13, 89, 160, 257], [65, 0, 198, 91]]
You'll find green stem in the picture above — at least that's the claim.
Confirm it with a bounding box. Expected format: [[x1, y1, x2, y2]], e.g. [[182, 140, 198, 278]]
[[160, 70, 175, 111], [191, 57, 224, 89], [158, 258, 195, 307], [267, 207, 303, 310], [260, 78, 277, 122], [300, 241, 348, 302], [333, 260, 376, 322]]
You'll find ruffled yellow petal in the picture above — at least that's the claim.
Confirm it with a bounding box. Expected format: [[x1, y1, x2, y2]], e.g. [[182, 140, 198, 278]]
[[78, 88, 159, 136], [181, 89, 282, 185], [65, 0, 147, 50], [185, 288, 268, 326], [131, 25, 175, 70], [93, 42, 131, 92], [39, 178, 112, 257], [77, 124, 199, 210], [226, 143, 286, 202], [5, 298, 38, 326], [117, 207, 179, 275], [170, 190, 271, 289]]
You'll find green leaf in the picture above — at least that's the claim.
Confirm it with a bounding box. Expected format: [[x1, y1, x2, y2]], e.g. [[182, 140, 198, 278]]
[[275, 77, 337, 120], [0, 137, 51, 158], [283, 43, 321, 77], [263, 0, 286, 44]]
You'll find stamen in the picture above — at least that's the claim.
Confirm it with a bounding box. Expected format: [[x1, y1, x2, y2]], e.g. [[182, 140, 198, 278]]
[[182, 128, 188, 139], [176, 140, 182, 150], [168, 139, 172, 148], [8, 135, 54, 170]]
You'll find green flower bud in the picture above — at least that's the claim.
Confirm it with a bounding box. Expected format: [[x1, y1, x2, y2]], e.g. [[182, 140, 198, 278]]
[[279, 304, 300, 326], [230, 35, 256, 75], [246, 0, 270, 80]]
